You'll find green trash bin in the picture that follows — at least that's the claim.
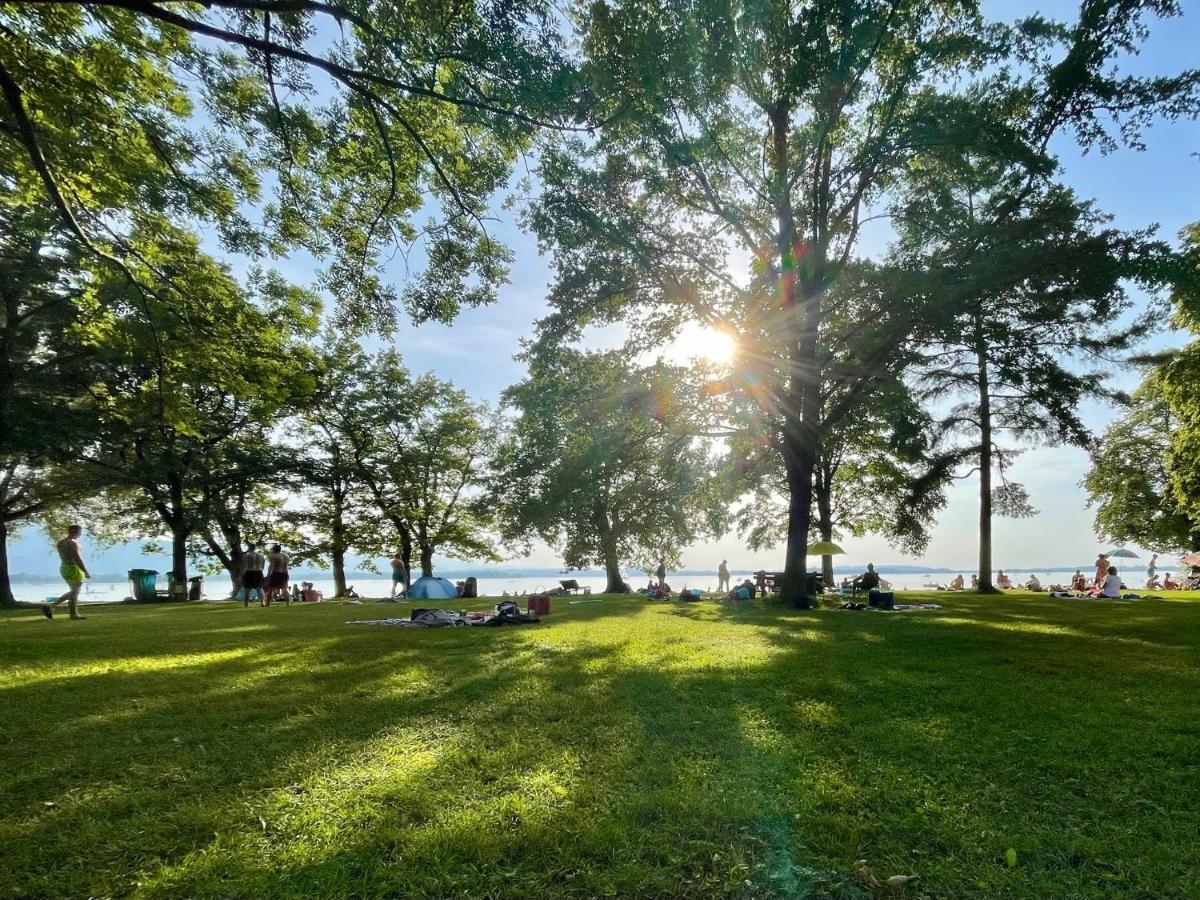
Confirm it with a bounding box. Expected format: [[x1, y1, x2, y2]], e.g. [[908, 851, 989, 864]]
[[128, 569, 159, 603]]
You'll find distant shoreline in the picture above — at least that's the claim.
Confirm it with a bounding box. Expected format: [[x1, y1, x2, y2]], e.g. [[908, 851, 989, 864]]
[[7, 563, 1121, 585]]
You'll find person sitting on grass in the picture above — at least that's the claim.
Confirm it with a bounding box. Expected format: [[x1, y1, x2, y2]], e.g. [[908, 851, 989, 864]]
[[1024, 574, 1042, 591], [1145, 573, 1162, 590], [1070, 570, 1087, 591], [723, 579, 755, 603], [1161, 573, 1180, 590], [1099, 565, 1123, 599], [996, 570, 1013, 589], [949, 574, 965, 590]]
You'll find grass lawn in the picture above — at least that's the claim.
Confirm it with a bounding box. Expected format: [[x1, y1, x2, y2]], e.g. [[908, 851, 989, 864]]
[[2, 590, 1198, 899]]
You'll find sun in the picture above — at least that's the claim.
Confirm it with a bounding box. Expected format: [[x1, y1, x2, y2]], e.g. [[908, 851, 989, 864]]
[[675, 323, 737, 364]]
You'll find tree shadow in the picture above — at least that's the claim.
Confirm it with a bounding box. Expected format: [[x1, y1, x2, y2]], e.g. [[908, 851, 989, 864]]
[[1, 595, 1198, 897]]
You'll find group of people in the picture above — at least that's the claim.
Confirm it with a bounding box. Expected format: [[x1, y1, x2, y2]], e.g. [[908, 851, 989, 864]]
[[236, 542, 294, 605]]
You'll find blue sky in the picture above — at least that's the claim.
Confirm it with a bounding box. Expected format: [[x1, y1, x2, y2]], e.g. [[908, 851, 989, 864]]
[[9, 1, 1199, 578]]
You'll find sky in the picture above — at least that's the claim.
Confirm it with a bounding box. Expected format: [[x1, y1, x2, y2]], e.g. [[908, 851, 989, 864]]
[[9, 1, 1200, 578]]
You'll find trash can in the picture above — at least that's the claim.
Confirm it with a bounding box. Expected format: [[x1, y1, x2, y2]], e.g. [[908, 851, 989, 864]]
[[188, 575, 204, 602], [128, 569, 158, 604]]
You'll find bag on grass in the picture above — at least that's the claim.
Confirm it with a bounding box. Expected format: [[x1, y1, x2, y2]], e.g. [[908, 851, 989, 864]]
[[409, 608, 464, 627], [867, 589, 894, 611]]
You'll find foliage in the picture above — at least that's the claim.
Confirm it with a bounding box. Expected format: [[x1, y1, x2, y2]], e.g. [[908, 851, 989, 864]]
[[1085, 374, 1197, 552], [3, 592, 1200, 897], [0, 206, 96, 602], [317, 346, 499, 576], [0, 0, 585, 328], [496, 349, 727, 591], [887, 139, 1173, 586]]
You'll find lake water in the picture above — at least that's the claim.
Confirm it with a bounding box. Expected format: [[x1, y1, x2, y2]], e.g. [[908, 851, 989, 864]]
[[10, 569, 1101, 604]]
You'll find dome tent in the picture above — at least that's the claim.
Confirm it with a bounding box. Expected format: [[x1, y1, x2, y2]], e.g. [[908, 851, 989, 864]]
[[408, 575, 458, 599]]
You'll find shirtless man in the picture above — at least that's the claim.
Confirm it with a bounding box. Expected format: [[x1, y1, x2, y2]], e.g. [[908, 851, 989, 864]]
[[266, 544, 290, 605], [44, 524, 90, 620], [241, 542, 266, 607]]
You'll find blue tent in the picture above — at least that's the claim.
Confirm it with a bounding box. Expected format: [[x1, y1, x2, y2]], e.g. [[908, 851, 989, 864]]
[[408, 575, 458, 599]]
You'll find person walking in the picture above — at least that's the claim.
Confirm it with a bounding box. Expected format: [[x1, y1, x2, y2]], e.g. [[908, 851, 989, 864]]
[[390, 551, 408, 599], [42, 524, 90, 620], [266, 544, 289, 605], [1147, 553, 1158, 582], [241, 542, 266, 607], [717, 559, 730, 593], [655, 560, 666, 588]]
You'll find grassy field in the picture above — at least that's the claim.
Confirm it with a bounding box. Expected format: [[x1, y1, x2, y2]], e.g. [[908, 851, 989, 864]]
[[1, 590, 1198, 899]]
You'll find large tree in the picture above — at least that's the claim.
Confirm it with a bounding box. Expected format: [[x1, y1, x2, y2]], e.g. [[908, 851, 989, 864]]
[[496, 349, 727, 593], [526, 1, 1199, 606], [70, 230, 319, 583], [891, 156, 1169, 589]]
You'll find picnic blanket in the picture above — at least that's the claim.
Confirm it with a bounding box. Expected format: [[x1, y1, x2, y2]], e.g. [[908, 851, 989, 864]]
[[346, 602, 541, 628], [840, 602, 942, 612]]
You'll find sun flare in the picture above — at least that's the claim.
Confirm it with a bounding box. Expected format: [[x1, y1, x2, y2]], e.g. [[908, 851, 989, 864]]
[[677, 324, 737, 364]]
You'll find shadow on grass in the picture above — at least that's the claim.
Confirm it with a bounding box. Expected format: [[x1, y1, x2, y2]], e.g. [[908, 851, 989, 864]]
[[1, 594, 1198, 898]]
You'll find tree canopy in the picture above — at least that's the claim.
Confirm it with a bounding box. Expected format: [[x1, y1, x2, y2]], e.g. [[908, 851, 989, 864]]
[[524, 0, 1199, 604]]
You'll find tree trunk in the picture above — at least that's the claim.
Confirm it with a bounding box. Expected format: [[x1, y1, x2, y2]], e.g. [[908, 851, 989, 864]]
[[171, 527, 189, 586], [331, 546, 347, 597], [767, 96, 822, 609], [331, 486, 348, 597], [781, 443, 816, 608], [418, 544, 433, 578], [399, 527, 413, 593], [167, 474, 188, 583], [0, 518, 15, 606], [594, 502, 625, 592], [976, 338, 996, 592]]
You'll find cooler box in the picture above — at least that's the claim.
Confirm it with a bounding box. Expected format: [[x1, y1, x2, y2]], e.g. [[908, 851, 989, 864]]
[[528, 595, 551, 616]]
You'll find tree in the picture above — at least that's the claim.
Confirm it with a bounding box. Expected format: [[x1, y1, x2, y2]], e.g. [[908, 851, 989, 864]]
[[322, 347, 498, 578], [496, 349, 727, 593], [1085, 374, 1197, 553], [288, 339, 387, 597], [1, 0, 584, 329], [70, 228, 319, 583], [1156, 222, 1200, 540], [891, 141, 1170, 589], [0, 206, 95, 604], [526, 1, 1199, 606]]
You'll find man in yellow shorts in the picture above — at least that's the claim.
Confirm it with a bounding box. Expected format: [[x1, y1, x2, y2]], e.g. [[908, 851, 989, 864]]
[[43, 524, 90, 620]]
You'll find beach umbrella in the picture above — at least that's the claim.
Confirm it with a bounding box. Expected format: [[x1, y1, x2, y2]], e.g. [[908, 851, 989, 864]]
[[806, 541, 846, 556], [1107, 548, 1139, 559], [1182, 551, 1200, 568]]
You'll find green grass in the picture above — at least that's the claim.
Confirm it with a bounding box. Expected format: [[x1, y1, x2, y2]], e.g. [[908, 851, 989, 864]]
[[2, 591, 1198, 899]]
